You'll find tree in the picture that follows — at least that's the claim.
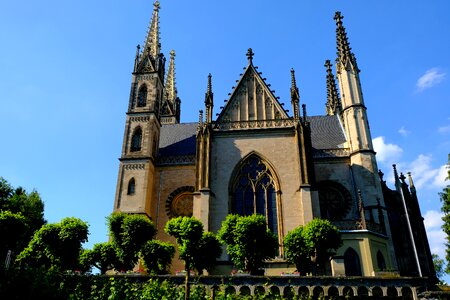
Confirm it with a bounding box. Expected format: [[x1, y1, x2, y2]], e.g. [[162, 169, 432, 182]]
[[283, 225, 312, 275], [80, 242, 119, 274], [0, 177, 46, 258], [432, 253, 445, 283], [16, 217, 89, 271], [217, 214, 278, 275], [440, 155, 450, 273], [140, 240, 175, 275], [0, 210, 28, 262], [107, 212, 156, 271], [165, 216, 221, 300], [303, 218, 342, 275], [192, 231, 222, 274]]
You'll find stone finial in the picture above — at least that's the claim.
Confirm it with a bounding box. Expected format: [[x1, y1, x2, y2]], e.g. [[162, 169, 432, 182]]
[[198, 110, 203, 128], [378, 169, 384, 181], [246, 48, 254, 64], [207, 73, 212, 95], [290, 68, 300, 120], [357, 189, 367, 229], [393, 164, 399, 181], [334, 11, 355, 67], [143, 0, 161, 57], [324, 59, 342, 116], [164, 49, 177, 103], [302, 104, 307, 120], [407, 172, 415, 188], [399, 172, 406, 183]]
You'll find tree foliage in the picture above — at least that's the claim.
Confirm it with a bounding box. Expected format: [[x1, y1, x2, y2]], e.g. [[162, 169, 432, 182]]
[[81, 242, 119, 274], [0, 177, 46, 259], [432, 253, 445, 283], [217, 214, 278, 275], [441, 154, 450, 273], [192, 231, 222, 274], [303, 218, 342, 274], [107, 212, 156, 271], [16, 217, 89, 271], [283, 226, 311, 275], [141, 240, 175, 275]]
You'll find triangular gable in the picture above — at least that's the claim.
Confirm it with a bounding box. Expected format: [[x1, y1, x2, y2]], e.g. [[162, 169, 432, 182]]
[[137, 55, 155, 73], [216, 64, 289, 123]]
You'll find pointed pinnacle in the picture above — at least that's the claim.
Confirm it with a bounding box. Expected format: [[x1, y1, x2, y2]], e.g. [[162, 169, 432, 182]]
[[334, 11, 353, 64], [407, 172, 415, 188], [207, 73, 212, 94], [143, 1, 161, 57], [325, 59, 341, 115], [164, 49, 177, 102], [290, 68, 297, 90]]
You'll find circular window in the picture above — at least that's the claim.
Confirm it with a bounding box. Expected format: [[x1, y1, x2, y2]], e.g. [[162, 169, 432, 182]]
[[165, 186, 194, 218], [317, 181, 352, 221]]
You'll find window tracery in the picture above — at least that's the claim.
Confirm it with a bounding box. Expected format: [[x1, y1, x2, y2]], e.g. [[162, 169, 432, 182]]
[[231, 154, 279, 235]]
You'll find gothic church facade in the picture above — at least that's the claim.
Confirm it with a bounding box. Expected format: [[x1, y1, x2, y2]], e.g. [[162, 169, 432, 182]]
[[113, 2, 435, 278]]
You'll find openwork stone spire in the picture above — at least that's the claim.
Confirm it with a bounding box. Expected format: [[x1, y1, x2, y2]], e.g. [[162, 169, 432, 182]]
[[290, 68, 300, 120], [334, 11, 356, 67], [324, 60, 342, 115], [164, 50, 177, 102], [143, 1, 161, 57]]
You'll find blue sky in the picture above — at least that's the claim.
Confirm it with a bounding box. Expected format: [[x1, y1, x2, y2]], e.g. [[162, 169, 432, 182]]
[[0, 0, 449, 275]]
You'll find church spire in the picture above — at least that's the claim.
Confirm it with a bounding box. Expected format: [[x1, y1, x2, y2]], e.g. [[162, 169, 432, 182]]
[[334, 11, 357, 69], [324, 60, 342, 115], [165, 50, 177, 103], [290, 68, 300, 121], [143, 1, 161, 58], [205, 73, 214, 123]]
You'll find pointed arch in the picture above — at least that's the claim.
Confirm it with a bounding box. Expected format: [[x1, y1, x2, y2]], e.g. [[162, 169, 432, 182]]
[[127, 178, 136, 195], [229, 152, 282, 237], [137, 84, 147, 107], [130, 127, 142, 152], [376, 250, 386, 271], [344, 247, 362, 276]]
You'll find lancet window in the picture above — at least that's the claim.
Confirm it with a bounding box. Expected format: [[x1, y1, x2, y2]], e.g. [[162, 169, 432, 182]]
[[137, 85, 147, 107], [130, 127, 142, 152], [231, 154, 279, 235]]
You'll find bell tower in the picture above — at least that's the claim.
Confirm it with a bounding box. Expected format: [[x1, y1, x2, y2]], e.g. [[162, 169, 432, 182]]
[[113, 1, 165, 217]]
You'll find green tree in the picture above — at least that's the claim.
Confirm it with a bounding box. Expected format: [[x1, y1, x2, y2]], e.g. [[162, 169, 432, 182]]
[[141, 240, 175, 274], [283, 225, 312, 275], [16, 217, 89, 271], [303, 218, 342, 275], [0, 210, 28, 262], [441, 154, 450, 273], [432, 253, 445, 283], [81, 242, 119, 274], [165, 216, 221, 300], [192, 231, 222, 274], [107, 212, 156, 271], [217, 214, 278, 275], [0, 177, 46, 258]]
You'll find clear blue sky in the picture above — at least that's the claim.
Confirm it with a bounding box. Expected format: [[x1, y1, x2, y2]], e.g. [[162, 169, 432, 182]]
[[1, 0, 449, 276]]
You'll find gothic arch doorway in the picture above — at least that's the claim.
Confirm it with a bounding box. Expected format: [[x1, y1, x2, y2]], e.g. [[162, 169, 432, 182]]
[[344, 247, 362, 276], [229, 153, 282, 239]]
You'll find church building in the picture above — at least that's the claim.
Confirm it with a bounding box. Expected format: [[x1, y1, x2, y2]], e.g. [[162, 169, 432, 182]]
[[113, 1, 435, 279]]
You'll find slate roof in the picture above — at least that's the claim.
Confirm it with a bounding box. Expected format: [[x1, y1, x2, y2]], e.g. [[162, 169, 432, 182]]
[[158, 115, 347, 158], [307, 115, 347, 149], [158, 122, 197, 157]]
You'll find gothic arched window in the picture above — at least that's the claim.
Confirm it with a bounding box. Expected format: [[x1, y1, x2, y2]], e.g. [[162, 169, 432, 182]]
[[137, 85, 147, 107], [127, 178, 136, 195], [130, 127, 142, 152], [376, 250, 386, 271], [231, 154, 279, 235], [344, 247, 362, 276]]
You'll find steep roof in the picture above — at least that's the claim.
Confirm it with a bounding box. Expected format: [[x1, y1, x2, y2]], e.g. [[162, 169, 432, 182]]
[[157, 115, 346, 158]]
